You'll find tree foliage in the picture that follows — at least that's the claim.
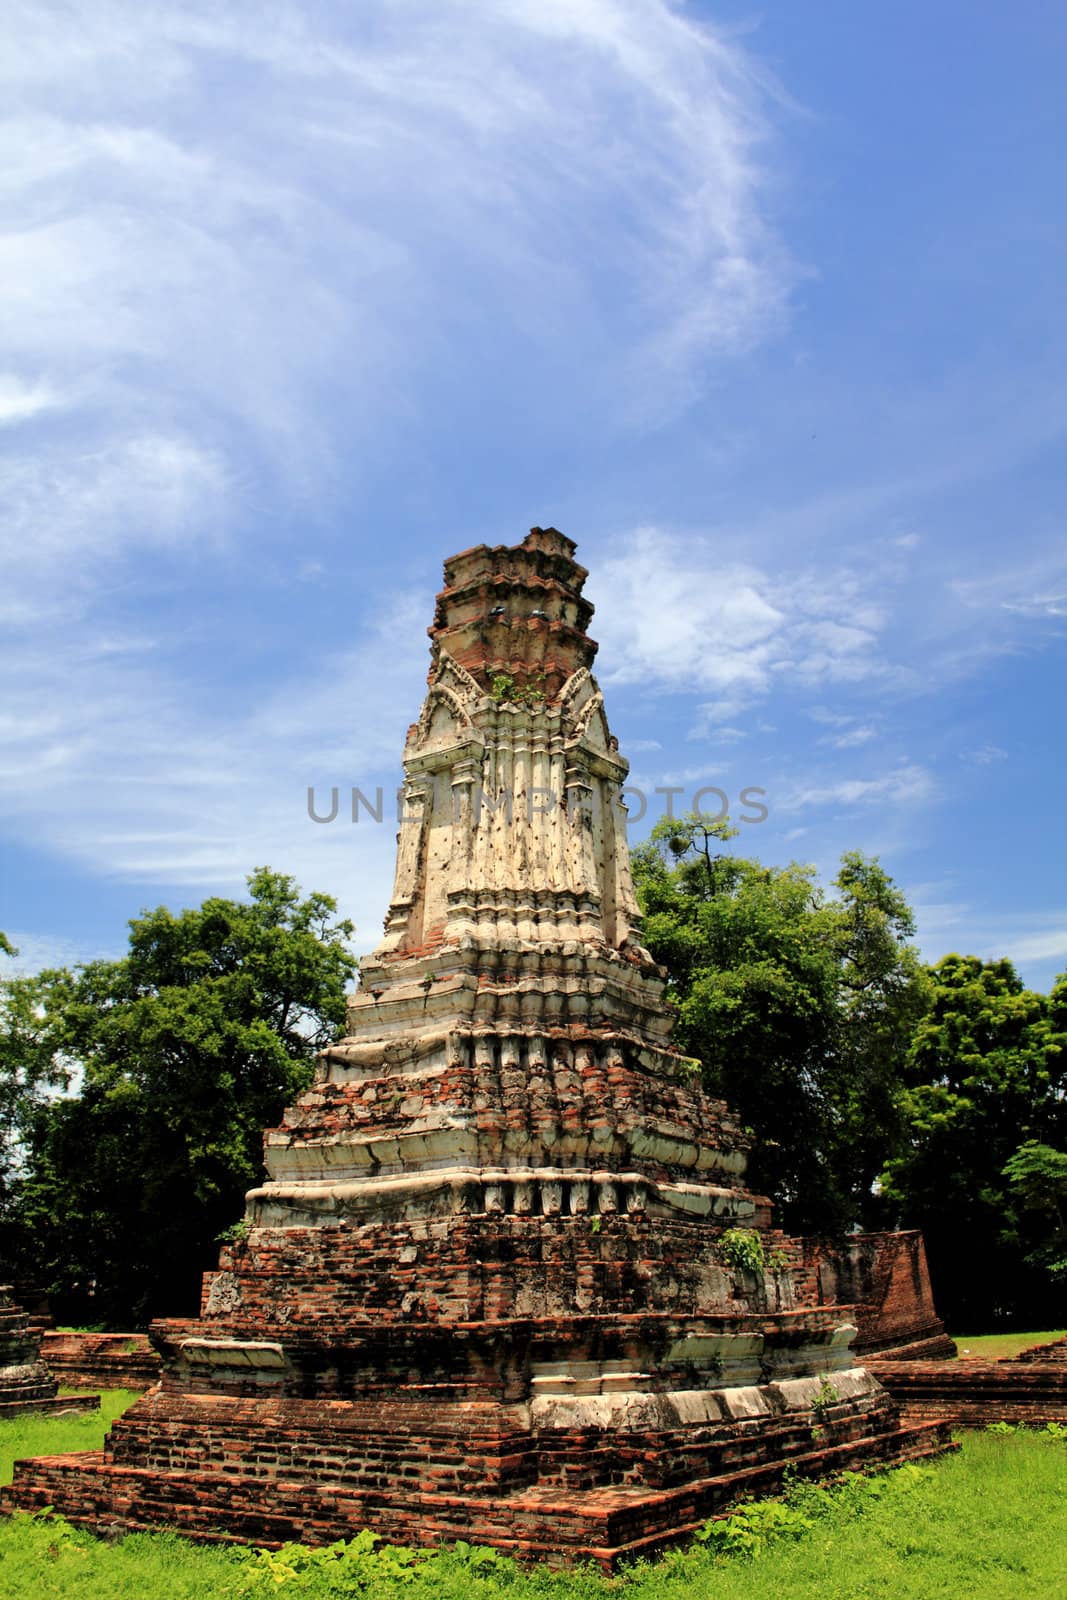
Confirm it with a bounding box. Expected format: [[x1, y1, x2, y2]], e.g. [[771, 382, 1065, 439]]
[[1003, 1141, 1067, 1281], [631, 817, 929, 1235], [633, 821, 1066, 1324], [0, 870, 355, 1327], [881, 957, 1067, 1326], [0, 935, 72, 1215]]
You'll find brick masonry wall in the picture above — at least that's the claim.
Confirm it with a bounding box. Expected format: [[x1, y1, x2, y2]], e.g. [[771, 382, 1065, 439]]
[[41, 1332, 160, 1390], [869, 1357, 1067, 1426], [2, 1386, 953, 1568], [802, 1232, 956, 1359], [199, 1212, 799, 1332]]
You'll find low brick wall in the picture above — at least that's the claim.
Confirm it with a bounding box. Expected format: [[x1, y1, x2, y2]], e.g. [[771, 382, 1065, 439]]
[[869, 1355, 1067, 1427], [1010, 1335, 1067, 1364], [41, 1332, 160, 1391]]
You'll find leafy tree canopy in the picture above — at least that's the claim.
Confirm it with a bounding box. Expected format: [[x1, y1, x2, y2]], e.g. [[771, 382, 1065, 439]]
[[631, 816, 930, 1235], [1004, 1141, 1067, 1281], [1, 870, 355, 1326], [881, 956, 1066, 1325]]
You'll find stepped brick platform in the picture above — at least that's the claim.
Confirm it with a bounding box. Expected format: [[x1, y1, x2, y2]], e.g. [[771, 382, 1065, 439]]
[[869, 1353, 1067, 1428], [0, 1285, 99, 1419], [3, 529, 952, 1566], [8, 1392, 948, 1567], [41, 1332, 160, 1391], [1010, 1335, 1067, 1364], [11, 1281, 53, 1339]]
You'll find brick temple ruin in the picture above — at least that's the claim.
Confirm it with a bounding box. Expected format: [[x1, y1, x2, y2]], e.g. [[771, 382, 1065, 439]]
[[0, 1284, 98, 1419], [4, 527, 953, 1566]]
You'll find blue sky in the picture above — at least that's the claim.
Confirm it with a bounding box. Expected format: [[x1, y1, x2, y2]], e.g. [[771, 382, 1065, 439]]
[[1, 1, 1064, 990]]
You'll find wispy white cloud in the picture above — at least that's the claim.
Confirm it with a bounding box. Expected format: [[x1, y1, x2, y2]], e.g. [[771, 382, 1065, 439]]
[[777, 763, 936, 814], [960, 743, 1009, 766], [950, 553, 1067, 624], [1002, 591, 1067, 620], [823, 725, 878, 749], [1003, 926, 1067, 965], [0, 0, 798, 701], [0, 931, 119, 977], [0, 433, 228, 623], [595, 527, 783, 695], [911, 893, 1067, 988], [0, 591, 428, 952], [807, 708, 855, 727], [594, 525, 895, 718], [0, 374, 71, 426], [0, 1, 791, 492]]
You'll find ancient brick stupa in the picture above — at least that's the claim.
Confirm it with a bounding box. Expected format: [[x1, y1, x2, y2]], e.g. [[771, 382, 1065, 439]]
[[5, 528, 950, 1565]]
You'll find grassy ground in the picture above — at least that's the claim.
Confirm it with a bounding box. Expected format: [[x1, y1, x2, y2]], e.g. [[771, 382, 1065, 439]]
[[0, 1389, 138, 1487], [952, 1329, 1066, 1361], [1, 1394, 1064, 1599]]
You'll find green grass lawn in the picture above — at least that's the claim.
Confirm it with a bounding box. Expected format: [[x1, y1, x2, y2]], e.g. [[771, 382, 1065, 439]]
[[951, 1329, 1066, 1361], [0, 1395, 1064, 1599]]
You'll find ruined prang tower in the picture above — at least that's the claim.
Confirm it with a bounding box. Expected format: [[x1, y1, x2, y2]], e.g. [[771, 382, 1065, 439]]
[[4, 528, 951, 1566]]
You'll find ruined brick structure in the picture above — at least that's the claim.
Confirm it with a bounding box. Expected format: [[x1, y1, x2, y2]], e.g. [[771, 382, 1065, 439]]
[[870, 1333, 1067, 1428], [0, 1284, 98, 1418], [802, 1232, 956, 1361], [40, 1332, 160, 1392], [4, 528, 952, 1566]]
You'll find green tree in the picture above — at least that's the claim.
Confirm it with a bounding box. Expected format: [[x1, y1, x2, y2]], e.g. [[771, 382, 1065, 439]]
[[1003, 1141, 1067, 1282], [881, 956, 1066, 1327], [631, 818, 928, 1234], [829, 851, 932, 1231], [5, 870, 355, 1326], [0, 936, 73, 1225]]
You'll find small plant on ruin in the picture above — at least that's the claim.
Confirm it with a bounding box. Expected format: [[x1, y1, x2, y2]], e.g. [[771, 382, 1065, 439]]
[[719, 1227, 766, 1275], [489, 671, 545, 708], [216, 1217, 252, 1245], [811, 1376, 839, 1423]]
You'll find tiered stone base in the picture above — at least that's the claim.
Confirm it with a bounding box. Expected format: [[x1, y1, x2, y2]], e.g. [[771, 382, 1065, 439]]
[[4, 1307, 952, 1568], [4, 1378, 950, 1568]]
